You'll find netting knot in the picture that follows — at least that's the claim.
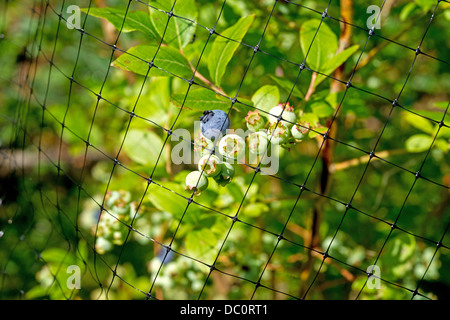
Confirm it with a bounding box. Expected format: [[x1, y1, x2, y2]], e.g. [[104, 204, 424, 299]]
[[415, 171, 421, 179]]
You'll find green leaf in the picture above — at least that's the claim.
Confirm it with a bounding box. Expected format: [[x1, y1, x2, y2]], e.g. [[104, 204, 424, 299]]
[[269, 75, 304, 99], [147, 182, 188, 218], [314, 45, 360, 87], [300, 112, 320, 127], [400, 3, 418, 21], [227, 182, 244, 203], [435, 139, 449, 152], [40, 248, 73, 265], [309, 100, 334, 118], [251, 85, 279, 113], [300, 19, 337, 71], [242, 202, 269, 218], [26, 285, 48, 299], [405, 134, 433, 153], [171, 87, 230, 111], [81, 8, 158, 39], [185, 228, 217, 260], [403, 112, 435, 135], [149, 0, 197, 49], [208, 15, 255, 86], [434, 101, 449, 110], [122, 129, 167, 166], [324, 45, 359, 73], [112, 44, 192, 79], [383, 233, 416, 278], [415, 0, 436, 12]]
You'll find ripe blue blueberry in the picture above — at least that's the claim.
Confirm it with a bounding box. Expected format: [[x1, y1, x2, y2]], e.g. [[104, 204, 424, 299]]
[[157, 247, 175, 264], [200, 110, 230, 141]]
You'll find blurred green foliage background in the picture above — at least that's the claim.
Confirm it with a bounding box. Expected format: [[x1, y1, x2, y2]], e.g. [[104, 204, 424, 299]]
[[0, 0, 449, 300]]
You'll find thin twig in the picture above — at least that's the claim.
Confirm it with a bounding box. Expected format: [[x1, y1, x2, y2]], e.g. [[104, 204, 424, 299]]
[[304, 72, 317, 102]]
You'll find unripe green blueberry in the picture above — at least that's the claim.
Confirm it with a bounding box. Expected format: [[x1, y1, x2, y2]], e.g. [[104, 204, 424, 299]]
[[268, 102, 296, 128], [193, 133, 214, 156], [245, 110, 266, 132], [247, 131, 269, 156], [112, 230, 124, 245], [218, 134, 246, 160], [105, 190, 131, 215], [198, 154, 223, 177], [213, 162, 235, 187], [185, 170, 209, 195], [291, 121, 311, 140], [267, 121, 290, 145], [95, 236, 112, 255]]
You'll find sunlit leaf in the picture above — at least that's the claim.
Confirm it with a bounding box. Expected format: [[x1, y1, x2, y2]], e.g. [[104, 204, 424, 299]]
[[208, 15, 255, 86], [149, 0, 198, 49], [81, 8, 158, 39], [112, 44, 192, 79], [300, 19, 337, 71], [405, 134, 433, 153], [122, 129, 167, 166], [251, 85, 279, 113]]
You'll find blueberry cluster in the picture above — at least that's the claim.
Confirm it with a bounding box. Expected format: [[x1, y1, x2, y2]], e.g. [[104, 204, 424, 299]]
[[82, 190, 140, 254], [246, 102, 316, 150], [186, 110, 236, 195], [186, 103, 315, 195]]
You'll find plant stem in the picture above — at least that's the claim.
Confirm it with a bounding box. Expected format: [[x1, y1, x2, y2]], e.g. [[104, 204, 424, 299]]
[[299, 0, 354, 298], [179, 49, 227, 96], [330, 148, 407, 172], [304, 72, 317, 102]]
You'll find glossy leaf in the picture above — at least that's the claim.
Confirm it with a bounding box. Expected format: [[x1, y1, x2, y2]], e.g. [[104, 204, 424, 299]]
[[149, 0, 197, 49], [122, 129, 167, 166], [269, 75, 304, 99], [314, 44, 360, 87], [112, 44, 193, 79], [300, 19, 337, 71], [185, 228, 217, 260], [208, 15, 255, 86], [405, 134, 433, 153], [251, 85, 279, 113], [147, 182, 188, 218], [310, 100, 334, 118], [403, 112, 435, 135], [171, 87, 230, 111], [81, 8, 158, 39]]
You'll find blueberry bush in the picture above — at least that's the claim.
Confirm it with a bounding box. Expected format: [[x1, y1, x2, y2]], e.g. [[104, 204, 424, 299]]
[[0, 0, 449, 300]]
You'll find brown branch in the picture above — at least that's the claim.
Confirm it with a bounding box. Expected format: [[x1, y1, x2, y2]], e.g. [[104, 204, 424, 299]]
[[179, 50, 227, 96], [330, 148, 407, 172], [299, 0, 354, 298]]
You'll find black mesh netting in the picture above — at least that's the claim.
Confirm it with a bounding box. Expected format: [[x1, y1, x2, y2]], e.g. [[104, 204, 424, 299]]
[[0, 0, 449, 301]]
